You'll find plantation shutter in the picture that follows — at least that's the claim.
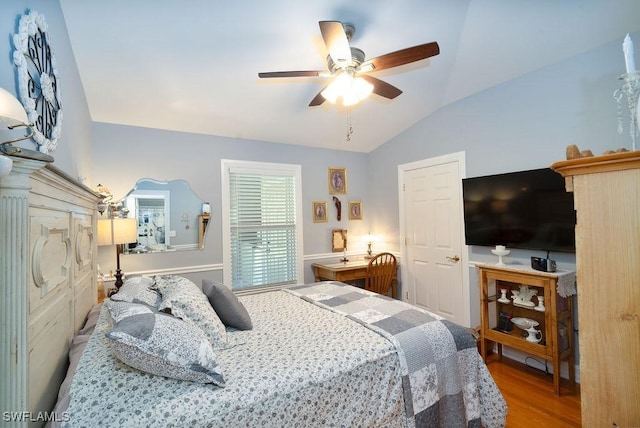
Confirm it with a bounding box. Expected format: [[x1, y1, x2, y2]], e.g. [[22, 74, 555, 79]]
[[229, 170, 298, 289]]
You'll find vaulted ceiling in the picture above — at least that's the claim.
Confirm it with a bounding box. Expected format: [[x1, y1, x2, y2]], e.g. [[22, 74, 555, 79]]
[[59, 0, 640, 152]]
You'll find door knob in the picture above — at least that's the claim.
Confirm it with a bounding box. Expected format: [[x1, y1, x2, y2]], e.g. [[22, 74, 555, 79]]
[[446, 255, 460, 262]]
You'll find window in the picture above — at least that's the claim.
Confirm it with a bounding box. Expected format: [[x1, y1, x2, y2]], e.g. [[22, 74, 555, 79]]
[[221, 160, 304, 291]]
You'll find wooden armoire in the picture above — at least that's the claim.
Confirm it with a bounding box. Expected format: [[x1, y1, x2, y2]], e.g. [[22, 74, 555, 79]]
[[552, 151, 640, 427]]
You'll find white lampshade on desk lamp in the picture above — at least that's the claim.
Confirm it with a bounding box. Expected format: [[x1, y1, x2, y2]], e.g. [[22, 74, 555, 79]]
[[98, 217, 138, 289]]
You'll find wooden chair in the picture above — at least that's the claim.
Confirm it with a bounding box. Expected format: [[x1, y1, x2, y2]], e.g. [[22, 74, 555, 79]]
[[365, 252, 397, 297]]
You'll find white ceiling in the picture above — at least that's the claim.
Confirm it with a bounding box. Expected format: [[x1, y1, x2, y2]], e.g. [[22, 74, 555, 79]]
[[59, 0, 640, 153]]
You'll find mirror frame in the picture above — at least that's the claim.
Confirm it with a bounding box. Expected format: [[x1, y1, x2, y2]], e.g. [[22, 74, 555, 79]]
[[332, 229, 347, 252], [119, 178, 209, 254]]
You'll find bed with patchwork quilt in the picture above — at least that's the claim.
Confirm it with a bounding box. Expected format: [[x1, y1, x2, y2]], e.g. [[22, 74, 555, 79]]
[[49, 276, 506, 427]]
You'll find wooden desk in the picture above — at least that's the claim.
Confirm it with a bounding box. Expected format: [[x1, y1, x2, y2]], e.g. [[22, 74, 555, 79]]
[[311, 259, 398, 299]]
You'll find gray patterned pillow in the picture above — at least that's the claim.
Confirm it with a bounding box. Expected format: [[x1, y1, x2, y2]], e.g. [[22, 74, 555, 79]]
[[153, 275, 228, 349], [110, 276, 161, 307], [105, 300, 156, 323], [202, 279, 252, 330], [105, 307, 225, 386]]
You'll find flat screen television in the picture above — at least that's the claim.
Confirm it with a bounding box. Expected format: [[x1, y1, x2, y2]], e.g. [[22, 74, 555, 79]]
[[462, 168, 576, 252]]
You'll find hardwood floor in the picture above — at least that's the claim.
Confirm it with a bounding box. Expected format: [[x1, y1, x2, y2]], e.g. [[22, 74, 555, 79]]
[[486, 355, 581, 427]]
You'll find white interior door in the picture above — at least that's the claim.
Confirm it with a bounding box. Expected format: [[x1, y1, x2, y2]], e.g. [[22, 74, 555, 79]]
[[399, 152, 469, 326]]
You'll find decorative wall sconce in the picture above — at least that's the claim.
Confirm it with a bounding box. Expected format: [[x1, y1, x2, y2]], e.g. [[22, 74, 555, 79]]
[[93, 183, 114, 215], [0, 154, 12, 178], [0, 86, 53, 176], [198, 213, 210, 249], [0, 87, 34, 146]]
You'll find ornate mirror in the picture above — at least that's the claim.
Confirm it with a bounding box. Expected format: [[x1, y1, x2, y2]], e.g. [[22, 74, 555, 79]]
[[119, 178, 210, 253], [332, 229, 347, 252], [332, 229, 348, 262]]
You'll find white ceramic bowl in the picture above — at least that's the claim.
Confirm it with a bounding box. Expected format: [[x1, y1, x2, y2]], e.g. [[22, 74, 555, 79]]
[[491, 249, 511, 257], [511, 317, 539, 330]]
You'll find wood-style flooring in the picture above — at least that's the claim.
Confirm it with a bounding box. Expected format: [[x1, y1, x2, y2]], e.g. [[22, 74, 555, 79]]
[[487, 356, 582, 427]]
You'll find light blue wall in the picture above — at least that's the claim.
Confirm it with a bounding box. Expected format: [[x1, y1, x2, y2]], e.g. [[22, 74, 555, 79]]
[[0, 0, 93, 181], [92, 123, 370, 284], [368, 33, 632, 268], [366, 32, 632, 337], [2, 1, 634, 301], [91, 30, 637, 292]]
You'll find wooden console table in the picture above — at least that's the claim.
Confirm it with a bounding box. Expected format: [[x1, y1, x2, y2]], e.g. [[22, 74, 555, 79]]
[[312, 259, 398, 299], [478, 263, 575, 396]]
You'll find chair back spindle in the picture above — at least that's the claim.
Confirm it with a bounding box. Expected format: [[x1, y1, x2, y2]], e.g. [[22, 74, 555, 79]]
[[365, 252, 397, 297]]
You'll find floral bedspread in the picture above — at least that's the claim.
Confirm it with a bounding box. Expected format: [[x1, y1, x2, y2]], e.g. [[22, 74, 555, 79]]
[[286, 281, 507, 428], [59, 289, 407, 427], [57, 282, 506, 427]]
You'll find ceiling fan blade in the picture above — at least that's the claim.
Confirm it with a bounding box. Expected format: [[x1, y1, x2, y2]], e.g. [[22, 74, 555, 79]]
[[360, 42, 440, 72], [258, 70, 324, 78], [308, 88, 327, 107], [319, 21, 351, 65], [360, 75, 402, 99]]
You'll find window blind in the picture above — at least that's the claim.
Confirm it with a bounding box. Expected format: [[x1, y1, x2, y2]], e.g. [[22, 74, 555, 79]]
[[229, 171, 298, 289]]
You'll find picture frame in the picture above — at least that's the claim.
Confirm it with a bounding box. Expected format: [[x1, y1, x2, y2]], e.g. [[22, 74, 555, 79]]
[[332, 229, 347, 252], [348, 201, 362, 220], [328, 167, 347, 194], [312, 201, 328, 222]]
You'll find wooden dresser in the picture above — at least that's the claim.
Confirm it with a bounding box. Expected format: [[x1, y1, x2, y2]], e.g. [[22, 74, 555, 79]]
[[552, 151, 640, 427]]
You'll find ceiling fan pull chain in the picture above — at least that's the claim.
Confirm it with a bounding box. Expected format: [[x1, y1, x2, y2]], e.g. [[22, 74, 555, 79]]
[[346, 108, 353, 142]]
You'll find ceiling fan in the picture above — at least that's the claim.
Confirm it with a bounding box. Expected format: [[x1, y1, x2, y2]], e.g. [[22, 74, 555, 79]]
[[258, 21, 440, 107]]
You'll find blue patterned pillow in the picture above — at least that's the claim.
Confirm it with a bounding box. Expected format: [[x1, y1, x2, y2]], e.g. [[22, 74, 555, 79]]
[[105, 303, 225, 386], [110, 276, 161, 307], [153, 275, 228, 349], [106, 300, 156, 322]]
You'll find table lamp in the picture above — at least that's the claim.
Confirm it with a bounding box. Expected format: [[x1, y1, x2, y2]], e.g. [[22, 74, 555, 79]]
[[98, 217, 138, 289]]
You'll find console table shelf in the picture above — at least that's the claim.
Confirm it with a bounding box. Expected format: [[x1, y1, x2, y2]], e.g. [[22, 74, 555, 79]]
[[477, 263, 575, 396]]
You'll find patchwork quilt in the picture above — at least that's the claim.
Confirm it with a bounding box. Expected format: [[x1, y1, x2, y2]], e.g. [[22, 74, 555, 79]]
[[53, 280, 506, 428], [286, 281, 507, 428]]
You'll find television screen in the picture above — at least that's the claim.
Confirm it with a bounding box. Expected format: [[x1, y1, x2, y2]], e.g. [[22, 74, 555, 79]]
[[462, 168, 576, 252]]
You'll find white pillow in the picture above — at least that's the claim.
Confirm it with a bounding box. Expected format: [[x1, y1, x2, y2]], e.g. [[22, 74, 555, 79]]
[[153, 275, 228, 349]]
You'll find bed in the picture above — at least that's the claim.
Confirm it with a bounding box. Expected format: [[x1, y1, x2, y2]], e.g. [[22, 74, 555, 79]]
[[49, 276, 507, 428], [0, 162, 101, 426]]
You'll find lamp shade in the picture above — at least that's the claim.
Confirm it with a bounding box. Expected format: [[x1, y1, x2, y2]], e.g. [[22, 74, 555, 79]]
[[97, 219, 113, 246], [0, 155, 12, 177], [113, 218, 138, 244], [0, 87, 28, 127], [97, 218, 138, 246]]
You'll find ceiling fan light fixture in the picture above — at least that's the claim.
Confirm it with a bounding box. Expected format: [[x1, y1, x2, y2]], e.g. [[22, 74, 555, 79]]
[[321, 73, 350, 104], [353, 76, 373, 99], [321, 74, 373, 106]]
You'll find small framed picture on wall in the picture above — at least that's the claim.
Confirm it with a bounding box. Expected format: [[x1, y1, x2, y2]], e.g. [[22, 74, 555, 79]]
[[348, 201, 362, 220], [313, 201, 328, 222], [328, 167, 347, 194]]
